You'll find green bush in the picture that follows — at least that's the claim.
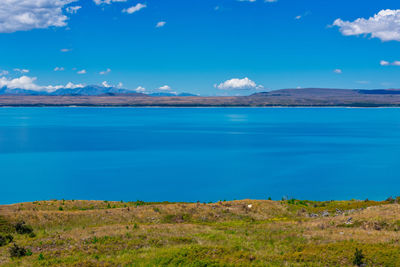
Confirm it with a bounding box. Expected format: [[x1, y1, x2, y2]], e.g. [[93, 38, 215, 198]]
[[0, 234, 13, 246], [9, 243, 31, 258], [353, 248, 365, 266], [15, 222, 33, 234], [15, 221, 34, 235]]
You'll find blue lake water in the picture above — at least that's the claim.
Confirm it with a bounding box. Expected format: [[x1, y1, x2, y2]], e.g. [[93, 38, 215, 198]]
[[1, 107, 400, 204]]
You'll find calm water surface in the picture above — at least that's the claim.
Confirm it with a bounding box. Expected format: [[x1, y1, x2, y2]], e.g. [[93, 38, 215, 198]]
[[1, 108, 400, 204]]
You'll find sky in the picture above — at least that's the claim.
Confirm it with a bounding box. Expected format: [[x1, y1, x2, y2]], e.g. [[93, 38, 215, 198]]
[[0, 0, 400, 95]]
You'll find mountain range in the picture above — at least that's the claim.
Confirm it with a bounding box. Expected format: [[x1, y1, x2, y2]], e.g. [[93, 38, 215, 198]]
[[0, 85, 197, 97]]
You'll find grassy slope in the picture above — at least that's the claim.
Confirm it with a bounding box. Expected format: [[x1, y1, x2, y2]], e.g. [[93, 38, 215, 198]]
[[1, 199, 400, 266]]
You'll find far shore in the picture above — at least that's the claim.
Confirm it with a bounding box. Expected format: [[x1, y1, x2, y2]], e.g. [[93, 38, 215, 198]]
[[2, 88, 400, 107]]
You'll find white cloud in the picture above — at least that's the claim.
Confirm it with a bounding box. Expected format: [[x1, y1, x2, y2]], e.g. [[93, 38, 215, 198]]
[[54, 67, 65, 71], [0, 75, 83, 92], [265, 0, 277, 2], [64, 82, 84, 89], [0, 0, 78, 33], [61, 48, 71, 52], [156, 21, 166, 28], [135, 86, 146, 92], [380, 60, 390, 66], [66, 6, 81, 14], [380, 60, 400, 66], [333, 9, 400, 42], [295, 11, 310, 20], [117, 82, 123, 88], [93, 0, 127, 5], [123, 3, 146, 14], [14, 68, 29, 73], [99, 68, 111, 75], [333, 69, 342, 74], [158, 85, 171, 91], [102, 81, 111, 87], [77, 69, 86, 74], [215, 77, 263, 90], [0, 76, 40, 90]]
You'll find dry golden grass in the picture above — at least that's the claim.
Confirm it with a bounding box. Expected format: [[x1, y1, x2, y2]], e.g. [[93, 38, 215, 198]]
[[1, 199, 400, 266]]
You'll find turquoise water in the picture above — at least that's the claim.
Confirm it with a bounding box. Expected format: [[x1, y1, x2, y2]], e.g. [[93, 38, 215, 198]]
[[1, 108, 400, 204]]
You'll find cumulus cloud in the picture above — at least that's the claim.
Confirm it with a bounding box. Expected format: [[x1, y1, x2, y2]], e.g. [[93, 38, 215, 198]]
[[333, 69, 342, 74], [123, 3, 146, 14], [0, 75, 83, 92], [66, 6, 81, 14], [0, 0, 78, 33], [54, 67, 65, 71], [99, 68, 111, 75], [117, 82, 123, 88], [93, 0, 127, 5], [156, 21, 166, 28], [215, 77, 263, 90], [63, 82, 84, 89], [77, 69, 86, 74], [135, 86, 146, 92], [60, 48, 71, 52], [333, 9, 400, 42], [158, 85, 171, 91], [380, 60, 400, 66]]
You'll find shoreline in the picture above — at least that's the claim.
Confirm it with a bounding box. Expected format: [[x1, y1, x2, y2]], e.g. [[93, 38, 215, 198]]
[[1, 105, 400, 108]]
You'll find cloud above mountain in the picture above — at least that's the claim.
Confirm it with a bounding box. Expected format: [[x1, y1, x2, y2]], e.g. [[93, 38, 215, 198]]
[[215, 77, 263, 90], [0, 75, 84, 92]]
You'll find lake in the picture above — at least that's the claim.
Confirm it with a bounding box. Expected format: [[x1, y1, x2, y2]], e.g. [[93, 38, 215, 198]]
[[1, 107, 399, 204]]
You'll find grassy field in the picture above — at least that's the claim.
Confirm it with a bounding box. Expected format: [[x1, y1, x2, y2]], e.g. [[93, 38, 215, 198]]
[[1, 198, 400, 266]]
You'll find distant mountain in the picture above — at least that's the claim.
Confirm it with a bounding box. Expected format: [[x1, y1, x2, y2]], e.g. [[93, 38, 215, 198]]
[[148, 92, 198, 97], [148, 92, 177, 97], [4, 88, 400, 107], [177, 92, 198, 97], [0, 87, 47, 95], [50, 86, 135, 96], [0, 86, 196, 97], [0, 86, 147, 96]]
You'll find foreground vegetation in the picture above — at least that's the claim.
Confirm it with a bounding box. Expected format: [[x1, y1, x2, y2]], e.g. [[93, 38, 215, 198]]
[[1, 198, 400, 266]]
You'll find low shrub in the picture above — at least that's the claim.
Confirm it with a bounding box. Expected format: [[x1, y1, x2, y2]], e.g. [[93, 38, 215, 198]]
[[15, 221, 34, 235], [9, 243, 31, 258], [0, 234, 13, 246], [38, 253, 44, 261], [353, 248, 365, 266]]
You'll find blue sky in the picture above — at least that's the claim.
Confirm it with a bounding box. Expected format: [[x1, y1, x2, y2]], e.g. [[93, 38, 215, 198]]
[[0, 0, 400, 95]]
